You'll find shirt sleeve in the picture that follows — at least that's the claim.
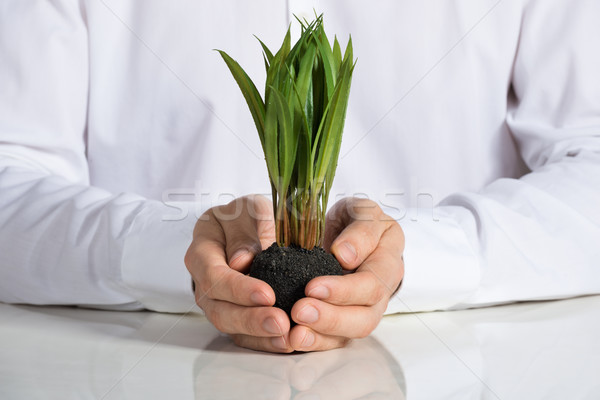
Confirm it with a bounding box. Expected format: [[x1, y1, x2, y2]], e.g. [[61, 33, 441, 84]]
[[0, 1, 195, 312], [387, 0, 600, 314]]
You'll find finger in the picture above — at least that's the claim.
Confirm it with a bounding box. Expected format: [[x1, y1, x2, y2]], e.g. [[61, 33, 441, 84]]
[[323, 198, 385, 248], [305, 271, 388, 307], [212, 195, 275, 272], [231, 333, 294, 353], [186, 199, 276, 307], [324, 198, 392, 269], [356, 221, 405, 295], [200, 298, 290, 337], [291, 298, 386, 339], [306, 222, 404, 305], [289, 325, 351, 352], [322, 197, 354, 250], [191, 241, 275, 306]]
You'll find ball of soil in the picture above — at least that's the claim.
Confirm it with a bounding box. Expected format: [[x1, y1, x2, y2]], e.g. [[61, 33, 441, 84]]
[[249, 243, 343, 317]]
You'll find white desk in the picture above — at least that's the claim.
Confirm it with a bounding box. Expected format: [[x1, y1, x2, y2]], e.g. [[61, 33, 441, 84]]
[[1, 295, 599, 399]]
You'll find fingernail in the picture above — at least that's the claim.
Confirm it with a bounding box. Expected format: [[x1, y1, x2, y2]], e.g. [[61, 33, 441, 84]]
[[229, 249, 250, 265], [297, 305, 319, 324], [338, 242, 357, 265], [307, 285, 330, 300], [262, 317, 282, 335], [271, 336, 288, 350], [301, 330, 315, 348], [250, 291, 271, 306]]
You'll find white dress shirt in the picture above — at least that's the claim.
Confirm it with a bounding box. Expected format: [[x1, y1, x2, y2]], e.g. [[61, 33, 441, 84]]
[[1, 0, 599, 313]]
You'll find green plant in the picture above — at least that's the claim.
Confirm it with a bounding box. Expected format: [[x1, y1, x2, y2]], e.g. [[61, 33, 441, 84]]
[[217, 15, 355, 249]]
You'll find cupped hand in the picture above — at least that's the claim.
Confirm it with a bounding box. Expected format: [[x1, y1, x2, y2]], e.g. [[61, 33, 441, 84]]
[[185, 196, 404, 353], [288, 197, 405, 351], [184, 195, 294, 353]]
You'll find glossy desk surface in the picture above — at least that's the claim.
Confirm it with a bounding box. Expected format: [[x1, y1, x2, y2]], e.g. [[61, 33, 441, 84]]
[[1, 295, 599, 399]]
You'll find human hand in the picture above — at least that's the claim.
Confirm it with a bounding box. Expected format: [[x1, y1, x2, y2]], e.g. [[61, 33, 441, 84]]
[[185, 196, 404, 353], [185, 195, 295, 353], [288, 197, 405, 351]]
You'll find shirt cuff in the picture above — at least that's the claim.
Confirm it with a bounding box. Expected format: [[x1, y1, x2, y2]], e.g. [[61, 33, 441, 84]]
[[121, 201, 198, 313], [385, 206, 481, 314]]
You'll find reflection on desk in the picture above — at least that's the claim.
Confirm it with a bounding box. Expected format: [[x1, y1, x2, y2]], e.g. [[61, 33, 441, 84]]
[[1, 295, 599, 399]]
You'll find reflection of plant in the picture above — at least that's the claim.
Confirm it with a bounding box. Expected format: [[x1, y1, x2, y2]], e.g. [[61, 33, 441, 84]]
[[218, 15, 355, 249]]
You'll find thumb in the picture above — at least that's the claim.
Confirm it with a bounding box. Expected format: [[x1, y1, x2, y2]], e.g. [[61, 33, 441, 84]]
[[217, 195, 275, 272], [324, 198, 389, 270]]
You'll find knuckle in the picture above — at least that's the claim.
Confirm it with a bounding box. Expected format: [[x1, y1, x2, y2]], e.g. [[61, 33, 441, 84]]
[[198, 207, 216, 224], [213, 198, 244, 221], [207, 309, 226, 332], [334, 282, 353, 304], [204, 264, 229, 293], [390, 221, 405, 243], [184, 245, 203, 271], [197, 277, 213, 296], [324, 311, 342, 334], [394, 261, 404, 286], [194, 290, 204, 307], [349, 198, 381, 220], [357, 315, 379, 338], [183, 247, 193, 270], [369, 282, 387, 305], [241, 314, 258, 336], [196, 299, 204, 311], [363, 228, 381, 250], [356, 328, 370, 339], [355, 319, 372, 338], [230, 273, 251, 303]]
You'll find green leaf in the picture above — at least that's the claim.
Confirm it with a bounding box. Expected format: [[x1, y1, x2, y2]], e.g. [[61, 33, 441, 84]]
[[217, 14, 355, 249], [270, 87, 297, 192], [275, 26, 292, 62], [314, 56, 353, 189], [254, 35, 274, 64], [315, 25, 336, 98], [333, 36, 342, 68], [255, 36, 275, 73], [289, 45, 315, 189], [342, 35, 354, 71], [294, 43, 317, 130], [215, 50, 266, 149], [265, 26, 292, 102], [263, 89, 280, 185]]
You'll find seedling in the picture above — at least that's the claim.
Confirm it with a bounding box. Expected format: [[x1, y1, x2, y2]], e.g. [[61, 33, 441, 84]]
[[218, 15, 355, 315]]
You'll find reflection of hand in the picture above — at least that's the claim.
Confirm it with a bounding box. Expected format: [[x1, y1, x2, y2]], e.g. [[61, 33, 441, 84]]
[[291, 340, 406, 400], [289, 198, 405, 351], [193, 341, 295, 400], [193, 336, 406, 400], [185, 195, 294, 353]]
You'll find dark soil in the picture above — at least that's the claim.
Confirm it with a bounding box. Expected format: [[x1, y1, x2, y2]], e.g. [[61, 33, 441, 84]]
[[249, 243, 343, 317]]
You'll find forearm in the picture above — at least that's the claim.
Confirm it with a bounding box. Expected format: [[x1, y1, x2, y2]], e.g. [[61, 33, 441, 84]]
[[0, 163, 195, 311]]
